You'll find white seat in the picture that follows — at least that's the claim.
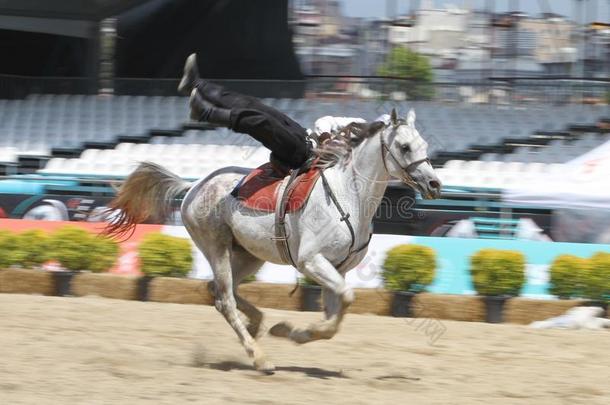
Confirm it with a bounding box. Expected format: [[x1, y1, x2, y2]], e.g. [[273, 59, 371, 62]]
[[444, 160, 465, 171]]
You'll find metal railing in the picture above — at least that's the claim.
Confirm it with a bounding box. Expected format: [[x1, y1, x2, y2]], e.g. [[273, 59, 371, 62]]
[[1, 73, 609, 106]]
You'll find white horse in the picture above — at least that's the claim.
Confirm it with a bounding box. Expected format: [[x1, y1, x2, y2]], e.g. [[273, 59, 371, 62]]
[[107, 109, 441, 373]]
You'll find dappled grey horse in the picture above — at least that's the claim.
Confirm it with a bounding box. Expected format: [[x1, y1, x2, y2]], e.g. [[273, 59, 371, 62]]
[[106, 108, 441, 372]]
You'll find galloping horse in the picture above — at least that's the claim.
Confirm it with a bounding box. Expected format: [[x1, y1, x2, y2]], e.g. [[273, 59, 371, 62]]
[[106, 109, 441, 373]]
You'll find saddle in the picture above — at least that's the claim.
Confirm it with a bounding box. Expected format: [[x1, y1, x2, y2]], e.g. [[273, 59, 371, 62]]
[[232, 160, 321, 267], [234, 162, 321, 213]]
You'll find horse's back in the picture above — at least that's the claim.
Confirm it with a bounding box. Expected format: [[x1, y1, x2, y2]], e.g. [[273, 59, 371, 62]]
[[181, 166, 251, 217]]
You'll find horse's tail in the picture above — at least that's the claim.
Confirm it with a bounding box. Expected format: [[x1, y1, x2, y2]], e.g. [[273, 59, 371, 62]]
[[104, 162, 192, 239]]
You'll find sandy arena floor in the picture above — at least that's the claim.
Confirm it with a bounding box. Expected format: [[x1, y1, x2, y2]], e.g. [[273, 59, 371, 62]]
[[0, 294, 608, 405]]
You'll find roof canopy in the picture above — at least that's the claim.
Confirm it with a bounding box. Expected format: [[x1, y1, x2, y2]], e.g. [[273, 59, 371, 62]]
[[0, 0, 151, 37], [0, 0, 151, 21]]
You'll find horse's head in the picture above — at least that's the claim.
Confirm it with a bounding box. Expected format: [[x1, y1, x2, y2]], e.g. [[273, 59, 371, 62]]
[[379, 108, 441, 199]]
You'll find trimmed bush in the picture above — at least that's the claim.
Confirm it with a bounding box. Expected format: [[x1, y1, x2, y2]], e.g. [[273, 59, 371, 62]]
[[582, 252, 610, 301], [470, 249, 525, 297], [14, 229, 50, 268], [88, 236, 120, 273], [241, 274, 257, 283], [138, 233, 192, 277], [382, 244, 436, 292], [48, 226, 96, 271], [300, 276, 320, 287], [0, 229, 18, 268], [549, 255, 588, 299]]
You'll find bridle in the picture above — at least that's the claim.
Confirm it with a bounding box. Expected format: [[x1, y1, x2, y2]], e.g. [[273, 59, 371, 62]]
[[379, 123, 431, 188]]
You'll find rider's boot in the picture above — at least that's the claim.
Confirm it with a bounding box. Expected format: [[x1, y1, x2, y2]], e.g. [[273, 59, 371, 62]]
[[189, 88, 232, 126], [178, 53, 200, 96]]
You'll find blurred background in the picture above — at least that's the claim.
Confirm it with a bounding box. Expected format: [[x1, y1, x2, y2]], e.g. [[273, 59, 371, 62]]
[[0, 0, 609, 276]]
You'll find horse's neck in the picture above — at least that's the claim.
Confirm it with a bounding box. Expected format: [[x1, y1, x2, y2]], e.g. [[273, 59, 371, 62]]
[[328, 134, 390, 233]]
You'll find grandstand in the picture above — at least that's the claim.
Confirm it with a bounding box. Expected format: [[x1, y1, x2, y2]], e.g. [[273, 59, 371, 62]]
[[1, 89, 607, 243], [1, 94, 608, 180]]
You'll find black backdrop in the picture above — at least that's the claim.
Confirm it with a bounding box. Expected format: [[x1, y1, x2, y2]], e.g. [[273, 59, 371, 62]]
[[0, 0, 303, 96], [115, 0, 303, 81]]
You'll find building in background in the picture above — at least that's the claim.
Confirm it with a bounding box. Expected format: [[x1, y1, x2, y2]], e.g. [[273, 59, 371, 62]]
[[290, 1, 610, 85]]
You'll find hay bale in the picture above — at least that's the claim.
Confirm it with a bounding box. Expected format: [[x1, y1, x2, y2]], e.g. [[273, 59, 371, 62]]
[[71, 272, 139, 300], [238, 282, 301, 311], [413, 293, 486, 322], [349, 288, 393, 315], [148, 277, 213, 305], [0, 268, 54, 295], [504, 297, 586, 325]]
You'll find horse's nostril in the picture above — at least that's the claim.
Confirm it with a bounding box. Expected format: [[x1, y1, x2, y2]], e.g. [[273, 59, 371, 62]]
[[429, 180, 441, 190]]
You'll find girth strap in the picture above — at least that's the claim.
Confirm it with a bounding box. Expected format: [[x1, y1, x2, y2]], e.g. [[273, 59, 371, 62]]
[[273, 169, 300, 267]]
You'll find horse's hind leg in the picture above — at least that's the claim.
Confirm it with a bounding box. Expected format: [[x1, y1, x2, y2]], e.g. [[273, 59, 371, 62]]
[[231, 244, 265, 338], [183, 216, 273, 373], [270, 253, 353, 344]]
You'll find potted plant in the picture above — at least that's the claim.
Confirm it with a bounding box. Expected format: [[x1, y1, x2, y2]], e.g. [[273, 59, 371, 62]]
[[137, 233, 193, 301], [0, 229, 18, 269], [300, 276, 322, 312], [382, 244, 436, 317], [48, 226, 97, 296], [13, 229, 50, 269], [88, 235, 120, 273], [470, 249, 525, 323], [582, 252, 610, 315], [549, 254, 587, 299]]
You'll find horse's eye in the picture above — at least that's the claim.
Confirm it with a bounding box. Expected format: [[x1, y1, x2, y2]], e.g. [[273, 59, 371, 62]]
[[401, 144, 411, 153]]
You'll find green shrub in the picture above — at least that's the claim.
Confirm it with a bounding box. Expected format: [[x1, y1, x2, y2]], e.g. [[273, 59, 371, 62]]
[[470, 249, 525, 296], [14, 229, 50, 268], [582, 252, 610, 301], [382, 244, 436, 292], [549, 254, 588, 299], [300, 276, 320, 287], [138, 233, 192, 277], [88, 235, 120, 273], [48, 226, 96, 271], [0, 229, 18, 268]]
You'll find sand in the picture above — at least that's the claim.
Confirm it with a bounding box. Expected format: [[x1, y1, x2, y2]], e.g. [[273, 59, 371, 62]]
[[0, 294, 608, 405]]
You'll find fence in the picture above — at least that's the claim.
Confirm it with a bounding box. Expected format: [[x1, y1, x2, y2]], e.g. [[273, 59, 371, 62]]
[[1, 73, 609, 105]]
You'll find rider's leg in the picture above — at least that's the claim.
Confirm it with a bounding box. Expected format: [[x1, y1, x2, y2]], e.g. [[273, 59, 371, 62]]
[[181, 53, 310, 169], [180, 53, 306, 145], [189, 91, 310, 169]]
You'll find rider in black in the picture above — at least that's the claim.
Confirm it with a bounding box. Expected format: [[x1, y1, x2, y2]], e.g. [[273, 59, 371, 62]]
[[178, 54, 311, 170]]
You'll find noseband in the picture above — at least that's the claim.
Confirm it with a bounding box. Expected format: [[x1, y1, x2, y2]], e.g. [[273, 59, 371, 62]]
[[379, 125, 430, 187]]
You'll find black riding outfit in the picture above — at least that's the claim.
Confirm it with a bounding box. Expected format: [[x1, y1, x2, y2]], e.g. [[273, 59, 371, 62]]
[[193, 80, 311, 169]]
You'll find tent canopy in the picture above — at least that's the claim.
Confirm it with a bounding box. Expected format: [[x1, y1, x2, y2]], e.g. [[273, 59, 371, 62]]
[[503, 140, 610, 210]]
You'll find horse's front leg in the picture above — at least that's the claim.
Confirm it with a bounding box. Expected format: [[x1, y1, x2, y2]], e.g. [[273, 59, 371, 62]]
[[270, 253, 353, 344]]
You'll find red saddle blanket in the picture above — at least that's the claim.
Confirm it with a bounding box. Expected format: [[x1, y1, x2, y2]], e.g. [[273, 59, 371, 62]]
[[235, 162, 321, 213]]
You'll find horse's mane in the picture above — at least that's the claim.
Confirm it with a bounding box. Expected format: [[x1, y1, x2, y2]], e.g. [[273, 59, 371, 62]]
[[313, 121, 386, 169]]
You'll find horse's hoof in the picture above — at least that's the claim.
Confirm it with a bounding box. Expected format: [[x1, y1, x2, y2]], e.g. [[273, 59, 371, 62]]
[[269, 321, 293, 338], [254, 359, 275, 375]]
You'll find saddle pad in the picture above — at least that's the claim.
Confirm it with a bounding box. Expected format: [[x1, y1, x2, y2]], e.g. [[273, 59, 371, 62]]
[[236, 162, 320, 213]]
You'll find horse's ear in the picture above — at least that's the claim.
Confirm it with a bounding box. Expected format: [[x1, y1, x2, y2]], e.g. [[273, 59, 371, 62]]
[[390, 108, 398, 126], [407, 109, 416, 127]]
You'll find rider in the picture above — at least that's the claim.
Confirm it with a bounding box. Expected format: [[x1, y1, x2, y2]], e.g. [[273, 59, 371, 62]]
[[178, 54, 363, 171]]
